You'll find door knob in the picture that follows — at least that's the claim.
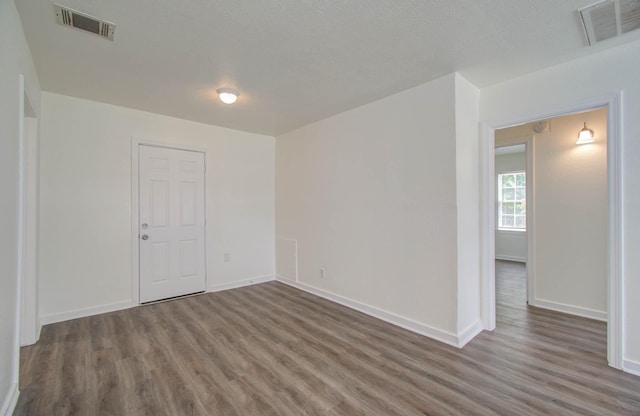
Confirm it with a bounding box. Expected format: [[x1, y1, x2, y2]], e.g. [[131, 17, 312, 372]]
[[141, 234, 149, 240]]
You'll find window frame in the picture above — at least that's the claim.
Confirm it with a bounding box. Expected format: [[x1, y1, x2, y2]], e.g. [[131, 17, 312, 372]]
[[497, 170, 526, 232]]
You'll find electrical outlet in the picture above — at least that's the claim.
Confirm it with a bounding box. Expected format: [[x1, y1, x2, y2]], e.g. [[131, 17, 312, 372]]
[[224, 253, 231, 263], [320, 268, 325, 279]]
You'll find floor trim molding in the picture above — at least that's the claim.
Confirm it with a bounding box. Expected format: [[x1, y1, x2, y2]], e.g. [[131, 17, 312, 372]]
[[276, 276, 461, 347], [39, 276, 277, 327], [457, 320, 484, 348], [623, 359, 640, 377], [40, 300, 134, 326], [1, 383, 19, 416], [208, 275, 275, 293], [531, 298, 607, 321]]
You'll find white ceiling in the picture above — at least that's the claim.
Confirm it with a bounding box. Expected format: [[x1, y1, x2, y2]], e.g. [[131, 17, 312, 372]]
[[15, 0, 640, 136]]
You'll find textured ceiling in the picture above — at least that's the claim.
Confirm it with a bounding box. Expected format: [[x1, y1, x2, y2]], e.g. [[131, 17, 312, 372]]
[[15, 0, 640, 135]]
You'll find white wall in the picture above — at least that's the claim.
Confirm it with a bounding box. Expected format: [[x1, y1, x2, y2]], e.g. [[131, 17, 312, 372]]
[[39, 93, 275, 321], [276, 73, 481, 346], [494, 150, 527, 262], [480, 40, 640, 370], [495, 230, 527, 262], [454, 74, 482, 341], [534, 109, 607, 317], [0, 0, 41, 412]]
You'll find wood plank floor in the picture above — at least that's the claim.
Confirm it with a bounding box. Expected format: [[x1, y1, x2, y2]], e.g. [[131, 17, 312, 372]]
[[15, 261, 640, 415]]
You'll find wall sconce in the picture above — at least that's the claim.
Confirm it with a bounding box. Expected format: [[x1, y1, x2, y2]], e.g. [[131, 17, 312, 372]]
[[576, 122, 595, 145]]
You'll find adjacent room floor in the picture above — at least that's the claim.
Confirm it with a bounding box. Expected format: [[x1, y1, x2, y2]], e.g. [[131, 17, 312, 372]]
[[15, 261, 640, 415]]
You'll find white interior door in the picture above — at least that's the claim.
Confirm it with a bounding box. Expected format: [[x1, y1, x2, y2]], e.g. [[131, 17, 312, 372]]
[[139, 145, 206, 303]]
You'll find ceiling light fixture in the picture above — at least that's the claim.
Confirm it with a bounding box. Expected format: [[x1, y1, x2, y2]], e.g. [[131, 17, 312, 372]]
[[576, 122, 595, 145], [217, 88, 239, 104]]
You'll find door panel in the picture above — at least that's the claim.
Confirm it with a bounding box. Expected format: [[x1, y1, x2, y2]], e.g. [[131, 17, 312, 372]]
[[151, 242, 169, 283], [180, 182, 197, 226], [151, 180, 169, 227], [139, 145, 206, 302], [180, 239, 197, 277]]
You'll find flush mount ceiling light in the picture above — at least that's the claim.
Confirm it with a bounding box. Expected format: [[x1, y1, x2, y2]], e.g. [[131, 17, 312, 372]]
[[216, 88, 239, 104], [576, 122, 595, 145]]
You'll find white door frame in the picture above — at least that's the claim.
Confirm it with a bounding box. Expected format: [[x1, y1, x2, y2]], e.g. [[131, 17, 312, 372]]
[[494, 136, 535, 304], [131, 138, 208, 304], [480, 92, 623, 369]]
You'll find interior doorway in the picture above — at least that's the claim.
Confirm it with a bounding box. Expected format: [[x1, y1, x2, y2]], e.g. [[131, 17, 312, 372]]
[[480, 94, 622, 369], [19, 76, 39, 347], [494, 109, 607, 319], [494, 140, 532, 304]]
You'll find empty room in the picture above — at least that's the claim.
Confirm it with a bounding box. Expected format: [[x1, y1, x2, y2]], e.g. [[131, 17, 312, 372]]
[[2, 0, 640, 415]]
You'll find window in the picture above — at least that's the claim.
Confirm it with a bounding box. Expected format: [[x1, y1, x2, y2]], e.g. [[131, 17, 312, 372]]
[[498, 171, 526, 230]]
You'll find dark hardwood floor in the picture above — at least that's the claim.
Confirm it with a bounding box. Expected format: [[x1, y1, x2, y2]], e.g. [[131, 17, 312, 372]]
[[15, 261, 640, 415]]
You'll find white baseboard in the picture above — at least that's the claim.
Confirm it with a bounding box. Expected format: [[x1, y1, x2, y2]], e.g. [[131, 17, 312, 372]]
[[457, 320, 483, 348], [276, 276, 470, 348], [623, 359, 640, 377], [208, 275, 275, 293], [40, 300, 134, 326], [531, 298, 607, 321], [495, 255, 526, 262], [1, 383, 19, 416], [20, 320, 42, 347], [38, 276, 275, 327]]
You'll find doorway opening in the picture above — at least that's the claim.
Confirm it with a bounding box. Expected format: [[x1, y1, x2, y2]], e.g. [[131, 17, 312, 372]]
[[494, 140, 532, 306], [480, 95, 622, 370], [19, 75, 40, 347]]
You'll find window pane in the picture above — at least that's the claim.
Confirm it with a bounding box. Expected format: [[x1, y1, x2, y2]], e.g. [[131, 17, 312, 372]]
[[502, 215, 514, 227], [516, 187, 525, 200], [503, 188, 515, 201], [516, 174, 526, 186], [503, 175, 515, 187], [515, 215, 525, 228], [503, 202, 515, 214], [515, 202, 525, 215]]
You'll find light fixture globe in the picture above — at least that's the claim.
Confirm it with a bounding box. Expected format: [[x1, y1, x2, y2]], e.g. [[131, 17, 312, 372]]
[[216, 88, 239, 104], [576, 122, 595, 145]]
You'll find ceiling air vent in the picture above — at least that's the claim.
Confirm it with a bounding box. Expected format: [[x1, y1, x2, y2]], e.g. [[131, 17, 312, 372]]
[[54, 4, 115, 41], [579, 0, 640, 45]]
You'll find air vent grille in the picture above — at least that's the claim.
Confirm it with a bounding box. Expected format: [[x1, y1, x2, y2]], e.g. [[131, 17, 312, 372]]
[[580, 0, 640, 45], [621, 0, 640, 31], [54, 4, 115, 41]]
